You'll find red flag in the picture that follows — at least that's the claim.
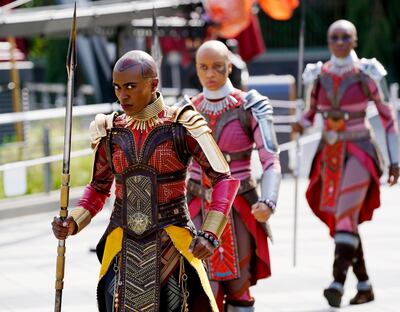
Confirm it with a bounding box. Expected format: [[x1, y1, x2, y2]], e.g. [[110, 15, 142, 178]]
[[234, 14, 266, 62], [259, 0, 299, 20]]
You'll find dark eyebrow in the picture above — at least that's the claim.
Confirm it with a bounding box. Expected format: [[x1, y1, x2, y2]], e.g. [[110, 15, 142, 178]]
[[113, 82, 139, 87]]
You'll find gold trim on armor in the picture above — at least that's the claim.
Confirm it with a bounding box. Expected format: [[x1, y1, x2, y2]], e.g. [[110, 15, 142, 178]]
[[202, 211, 229, 239], [125, 92, 165, 132], [70, 207, 92, 234], [177, 109, 230, 174]]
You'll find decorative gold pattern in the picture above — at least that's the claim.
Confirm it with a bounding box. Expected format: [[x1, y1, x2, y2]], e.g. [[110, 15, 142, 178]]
[[123, 237, 159, 311], [70, 207, 91, 233], [125, 93, 165, 132], [177, 108, 230, 174], [128, 212, 151, 235], [126, 174, 153, 235], [202, 211, 229, 239]]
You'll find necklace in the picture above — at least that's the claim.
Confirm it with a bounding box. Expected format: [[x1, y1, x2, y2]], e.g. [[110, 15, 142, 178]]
[[198, 95, 238, 115], [328, 50, 358, 76], [125, 93, 165, 132]]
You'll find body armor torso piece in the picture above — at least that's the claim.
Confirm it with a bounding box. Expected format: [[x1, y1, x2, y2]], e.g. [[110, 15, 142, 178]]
[[104, 117, 193, 312]]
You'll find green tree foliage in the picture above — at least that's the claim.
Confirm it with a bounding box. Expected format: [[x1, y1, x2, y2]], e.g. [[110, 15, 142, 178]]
[[345, 0, 400, 81]]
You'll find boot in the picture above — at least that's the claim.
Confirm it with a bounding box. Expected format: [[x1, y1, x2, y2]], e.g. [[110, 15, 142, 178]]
[[349, 237, 374, 305], [324, 240, 357, 307], [323, 282, 343, 308], [350, 287, 374, 305]]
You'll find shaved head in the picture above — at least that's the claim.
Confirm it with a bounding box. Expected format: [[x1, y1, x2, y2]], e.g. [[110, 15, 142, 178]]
[[196, 40, 230, 63], [114, 50, 158, 78], [328, 19, 357, 41]]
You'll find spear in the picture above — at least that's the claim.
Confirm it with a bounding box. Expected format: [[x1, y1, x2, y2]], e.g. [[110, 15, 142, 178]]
[[151, 7, 163, 91], [54, 3, 77, 312], [293, 0, 306, 267]]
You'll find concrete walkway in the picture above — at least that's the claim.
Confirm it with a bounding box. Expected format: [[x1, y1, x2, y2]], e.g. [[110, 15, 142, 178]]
[[0, 178, 399, 311]]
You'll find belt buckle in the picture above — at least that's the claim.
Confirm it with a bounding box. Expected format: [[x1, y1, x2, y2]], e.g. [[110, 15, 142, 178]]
[[128, 212, 151, 235], [324, 131, 338, 145]]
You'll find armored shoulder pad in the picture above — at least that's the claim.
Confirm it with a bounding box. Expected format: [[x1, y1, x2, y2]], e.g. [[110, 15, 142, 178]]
[[302, 61, 323, 85], [244, 89, 270, 109], [167, 95, 197, 123], [176, 106, 211, 138], [359, 58, 387, 82], [244, 89, 273, 117], [169, 97, 229, 173], [244, 90, 279, 154], [89, 112, 118, 146]]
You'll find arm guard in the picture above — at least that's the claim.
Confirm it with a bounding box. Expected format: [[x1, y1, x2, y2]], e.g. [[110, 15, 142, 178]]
[[169, 96, 230, 173], [259, 167, 281, 206], [359, 59, 399, 164], [386, 132, 399, 165], [244, 89, 279, 154], [202, 178, 240, 239], [70, 206, 92, 234]]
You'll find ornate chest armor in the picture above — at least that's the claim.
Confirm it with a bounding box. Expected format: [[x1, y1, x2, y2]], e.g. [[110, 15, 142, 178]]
[[106, 123, 193, 237], [105, 122, 192, 312]]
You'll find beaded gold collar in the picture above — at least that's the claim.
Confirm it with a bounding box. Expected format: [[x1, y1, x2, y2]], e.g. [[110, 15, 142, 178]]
[[125, 92, 165, 132]]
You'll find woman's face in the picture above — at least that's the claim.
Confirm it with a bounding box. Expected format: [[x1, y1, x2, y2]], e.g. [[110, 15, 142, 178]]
[[196, 48, 232, 91], [112, 65, 157, 116], [328, 26, 356, 58]]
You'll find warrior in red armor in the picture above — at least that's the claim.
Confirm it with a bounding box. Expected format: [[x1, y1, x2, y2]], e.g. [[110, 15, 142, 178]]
[[52, 50, 239, 312], [292, 20, 399, 308], [188, 40, 282, 311]]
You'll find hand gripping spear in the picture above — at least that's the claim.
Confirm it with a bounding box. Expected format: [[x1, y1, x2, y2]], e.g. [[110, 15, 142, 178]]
[[54, 4, 77, 312]]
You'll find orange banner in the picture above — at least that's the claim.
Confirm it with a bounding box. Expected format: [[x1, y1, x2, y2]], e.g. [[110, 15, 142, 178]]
[[259, 0, 299, 20], [204, 0, 254, 38]]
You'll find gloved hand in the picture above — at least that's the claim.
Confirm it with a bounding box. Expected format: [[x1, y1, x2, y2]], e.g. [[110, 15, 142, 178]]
[[388, 164, 399, 186]]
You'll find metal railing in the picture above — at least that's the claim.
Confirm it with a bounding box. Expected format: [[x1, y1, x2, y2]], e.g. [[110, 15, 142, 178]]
[[0, 83, 399, 196]]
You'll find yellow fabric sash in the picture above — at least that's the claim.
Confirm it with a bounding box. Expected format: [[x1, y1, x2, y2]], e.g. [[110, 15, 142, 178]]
[[98, 225, 218, 312], [165, 226, 219, 312]]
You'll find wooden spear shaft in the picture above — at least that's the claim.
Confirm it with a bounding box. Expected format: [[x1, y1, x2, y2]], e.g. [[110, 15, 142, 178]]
[[54, 4, 77, 312]]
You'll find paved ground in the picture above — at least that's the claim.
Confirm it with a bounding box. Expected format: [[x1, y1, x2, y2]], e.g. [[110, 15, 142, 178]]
[[0, 178, 399, 312]]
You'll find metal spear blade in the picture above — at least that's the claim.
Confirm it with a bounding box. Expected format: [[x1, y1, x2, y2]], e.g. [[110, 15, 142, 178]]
[[66, 2, 77, 77]]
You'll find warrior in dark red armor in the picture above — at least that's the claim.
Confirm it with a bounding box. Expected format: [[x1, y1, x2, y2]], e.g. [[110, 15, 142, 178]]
[[52, 50, 240, 312], [292, 20, 399, 308], [188, 40, 282, 311]]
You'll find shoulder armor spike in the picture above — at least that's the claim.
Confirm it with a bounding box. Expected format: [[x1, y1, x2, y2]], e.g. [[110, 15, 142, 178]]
[[302, 61, 323, 85], [359, 58, 387, 82]]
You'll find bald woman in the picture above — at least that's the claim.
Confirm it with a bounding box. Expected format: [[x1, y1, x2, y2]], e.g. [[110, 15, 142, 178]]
[[187, 40, 281, 312], [52, 50, 240, 312], [293, 20, 399, 307]]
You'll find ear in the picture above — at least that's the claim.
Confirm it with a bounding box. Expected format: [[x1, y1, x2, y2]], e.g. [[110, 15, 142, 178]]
[[228, 62, 233, 75], [151, 78, 159, 93]]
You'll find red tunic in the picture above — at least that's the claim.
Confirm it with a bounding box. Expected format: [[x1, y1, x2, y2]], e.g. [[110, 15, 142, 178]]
[[189, 89, 281, 282], [78, 111, 238, 226], [301, 62, 398, 236]]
